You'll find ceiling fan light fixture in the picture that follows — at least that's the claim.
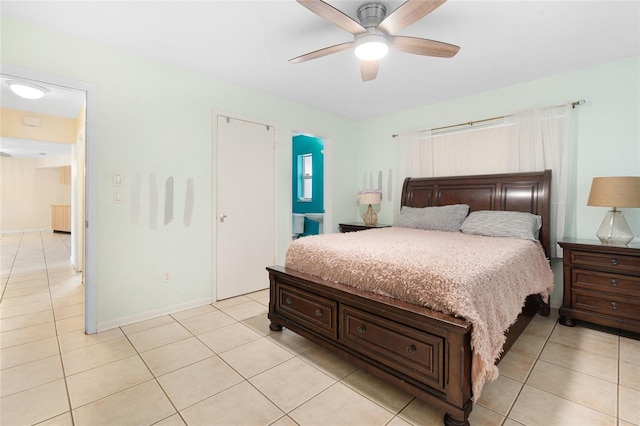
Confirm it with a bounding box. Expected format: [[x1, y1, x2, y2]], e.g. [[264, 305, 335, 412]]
[[7, 80, 49, 100], [354, 33, 388, 61]]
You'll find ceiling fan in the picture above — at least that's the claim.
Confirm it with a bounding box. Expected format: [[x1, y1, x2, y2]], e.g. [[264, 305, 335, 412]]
[[290, 0, 460, 82]]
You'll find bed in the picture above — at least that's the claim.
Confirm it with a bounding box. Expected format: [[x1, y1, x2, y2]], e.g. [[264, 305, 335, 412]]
[[267, 170, 552, 426]]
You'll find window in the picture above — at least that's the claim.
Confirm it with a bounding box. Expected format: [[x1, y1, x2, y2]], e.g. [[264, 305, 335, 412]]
[[299, 154, 312, 201]]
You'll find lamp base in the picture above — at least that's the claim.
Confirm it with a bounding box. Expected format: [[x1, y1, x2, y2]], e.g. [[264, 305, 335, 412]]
[[362, 204, 378, 226], [596, 209, 635, 245]]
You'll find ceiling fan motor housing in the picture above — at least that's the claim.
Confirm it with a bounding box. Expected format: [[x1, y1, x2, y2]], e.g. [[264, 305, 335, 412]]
[[357, 2, 388, 29]]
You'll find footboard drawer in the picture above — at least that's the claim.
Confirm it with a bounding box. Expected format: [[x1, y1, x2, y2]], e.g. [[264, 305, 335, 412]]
[[275, 283, 338, 339], [340, 305, 445, 390]]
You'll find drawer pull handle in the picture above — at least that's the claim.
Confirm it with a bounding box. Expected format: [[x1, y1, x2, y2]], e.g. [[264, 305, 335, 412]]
[[611, 302, 618, 310], [315, 309, 323, 317], [611, 279, 618, 286], [285, 297, 293, 305], [610, 258, 618, 266], [406, 345, 417, 355], [356, 325, 366, 334]]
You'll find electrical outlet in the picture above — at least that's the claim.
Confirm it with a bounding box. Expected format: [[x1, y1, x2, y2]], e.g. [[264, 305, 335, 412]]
[[162, 272, 171, 283]]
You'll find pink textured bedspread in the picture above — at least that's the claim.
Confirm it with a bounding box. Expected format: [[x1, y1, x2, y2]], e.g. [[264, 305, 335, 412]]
[[285, 227, 554, 399]]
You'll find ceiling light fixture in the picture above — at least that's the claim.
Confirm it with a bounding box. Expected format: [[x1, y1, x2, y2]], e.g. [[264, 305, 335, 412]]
[[7, 80, 49, 100], [354, 32, 389, 61]]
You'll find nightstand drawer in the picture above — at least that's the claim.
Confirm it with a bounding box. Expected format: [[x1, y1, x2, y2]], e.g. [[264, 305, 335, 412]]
[[572, 289, 640, 321], [570, 251, 640, 274], [573, 269, 640, 296]]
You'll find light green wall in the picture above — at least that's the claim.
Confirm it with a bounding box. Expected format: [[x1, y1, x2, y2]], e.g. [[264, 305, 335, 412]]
[[1, 17, 359, 326], [355, 56, 640, 308]]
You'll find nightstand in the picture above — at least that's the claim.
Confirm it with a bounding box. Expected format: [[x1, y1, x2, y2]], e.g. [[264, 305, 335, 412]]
[[339, 222, 391, 233], [558, 238, 640, 333]]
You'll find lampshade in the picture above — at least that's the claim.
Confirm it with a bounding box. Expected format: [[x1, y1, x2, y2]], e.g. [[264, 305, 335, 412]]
[[587, 176, 640, 245], [587, 177, 640, 208], [358, 191, 382, 205]]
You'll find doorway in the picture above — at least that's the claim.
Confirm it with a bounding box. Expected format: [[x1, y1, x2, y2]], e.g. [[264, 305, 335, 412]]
[[214, 115, 277, 300], [1, 65, 97, 333], [292, 134, 325, 238], [0, 73, 85, 270]]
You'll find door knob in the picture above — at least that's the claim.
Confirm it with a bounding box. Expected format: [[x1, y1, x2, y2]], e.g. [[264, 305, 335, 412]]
[[219, 214, 227, 223]]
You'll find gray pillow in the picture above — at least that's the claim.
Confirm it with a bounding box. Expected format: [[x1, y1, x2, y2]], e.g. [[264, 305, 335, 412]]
[[460, 210, 542, 240], [394, 204, 470, 232]]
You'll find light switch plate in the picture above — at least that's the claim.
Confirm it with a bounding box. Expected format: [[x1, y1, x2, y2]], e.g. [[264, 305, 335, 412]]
[[113, 173, 123, 186]]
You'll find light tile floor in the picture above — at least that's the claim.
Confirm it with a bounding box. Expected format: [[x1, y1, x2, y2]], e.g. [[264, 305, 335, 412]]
[[1, 231, 639, 426]]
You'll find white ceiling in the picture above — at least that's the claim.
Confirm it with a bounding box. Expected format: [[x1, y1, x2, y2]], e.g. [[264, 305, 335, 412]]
[[0, 75, 85, 119], [1, 0, 639, 121], [0, 74, 83, 158]]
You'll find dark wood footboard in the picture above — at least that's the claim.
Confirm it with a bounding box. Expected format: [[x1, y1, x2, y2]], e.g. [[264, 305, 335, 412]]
[[268, 265, 474, 425]]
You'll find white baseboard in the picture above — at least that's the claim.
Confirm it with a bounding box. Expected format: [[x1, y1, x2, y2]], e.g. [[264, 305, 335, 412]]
[[95, 297, 213, 333]]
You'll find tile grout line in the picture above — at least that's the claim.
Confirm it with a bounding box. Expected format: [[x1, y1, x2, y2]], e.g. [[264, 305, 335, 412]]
[[130, 308, 294, 424], [0, 231, 23, 303], [119, 324, 191, 426], [44, 231, 77, 426], [335, 369, 410, 425], [183, 313, 293, 422], [511, 318, 624, 423], [616, 335, 621, 422], [502, 317, 558, 424], [118, 309, 275, 424], [264, 327, 407, 425], [147, 307, 316, 424]]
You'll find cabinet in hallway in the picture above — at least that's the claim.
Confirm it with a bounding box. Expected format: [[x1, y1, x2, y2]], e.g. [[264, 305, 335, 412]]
[[51, 205, 71, 233]]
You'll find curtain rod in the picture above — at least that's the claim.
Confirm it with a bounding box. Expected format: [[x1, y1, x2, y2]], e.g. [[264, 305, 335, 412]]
[[392, 99, 585, 138]]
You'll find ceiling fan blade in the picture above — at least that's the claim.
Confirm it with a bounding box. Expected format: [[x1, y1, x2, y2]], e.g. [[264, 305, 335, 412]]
[[392, 36, 459, 58], [297, 0, 367, 35], [361, 60, 379, 82], [378, 0, 447, 34], [289, 41, 354, 64]]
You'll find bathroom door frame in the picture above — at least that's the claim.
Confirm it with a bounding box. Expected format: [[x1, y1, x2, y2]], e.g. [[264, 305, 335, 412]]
[[2, 65, 98, 333]]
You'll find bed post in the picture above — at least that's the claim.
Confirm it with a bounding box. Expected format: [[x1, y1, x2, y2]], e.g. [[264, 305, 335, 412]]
[[268, 272, 284, 331]]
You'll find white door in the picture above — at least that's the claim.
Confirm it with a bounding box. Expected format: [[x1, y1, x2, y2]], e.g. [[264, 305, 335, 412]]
[[216, 116, 276, 300]]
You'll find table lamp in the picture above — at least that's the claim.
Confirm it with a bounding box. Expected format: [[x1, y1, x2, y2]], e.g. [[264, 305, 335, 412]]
[[587, 176, 640, 245], [358, 190, 382, 226]]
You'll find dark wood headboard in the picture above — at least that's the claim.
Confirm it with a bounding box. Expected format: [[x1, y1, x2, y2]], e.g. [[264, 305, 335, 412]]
[[400, 170, 552, 257]]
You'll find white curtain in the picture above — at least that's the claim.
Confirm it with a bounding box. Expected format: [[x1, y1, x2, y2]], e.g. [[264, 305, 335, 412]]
[[396, 104, 574, 257], [506, 105, 573, 257]]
